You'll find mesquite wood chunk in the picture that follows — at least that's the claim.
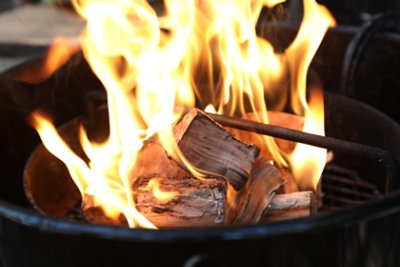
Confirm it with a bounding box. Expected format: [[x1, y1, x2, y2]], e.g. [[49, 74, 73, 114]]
[[227, 156, 286, 224], [82, 177, 226, 228], [175, 109, 260, 190], [134, 176, 227, 227], [261, 191, 317, 222], [131, 137, 190, 179]]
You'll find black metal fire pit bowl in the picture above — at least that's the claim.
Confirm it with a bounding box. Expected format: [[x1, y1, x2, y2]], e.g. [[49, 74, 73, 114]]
[[0, 24, 400, 266]]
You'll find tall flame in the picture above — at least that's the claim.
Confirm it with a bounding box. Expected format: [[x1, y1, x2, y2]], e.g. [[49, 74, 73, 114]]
[[30, 0, 335, 228], [288, 89, 327, 190], [286, 0, 335, 190]]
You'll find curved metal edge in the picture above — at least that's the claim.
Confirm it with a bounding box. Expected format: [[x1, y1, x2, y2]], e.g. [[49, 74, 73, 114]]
[[1, 190, 400, 243], [339, 12, 400, 95]]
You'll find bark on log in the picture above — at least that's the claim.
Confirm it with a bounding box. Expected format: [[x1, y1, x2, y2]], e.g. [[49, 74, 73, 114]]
[[133, 176, 227, 228], [82, 177, 227, 228], [131, 136, 190, 179], [174, 108, 260, 190], [261, 191, 317, 222], [227, 156, 286, 224]]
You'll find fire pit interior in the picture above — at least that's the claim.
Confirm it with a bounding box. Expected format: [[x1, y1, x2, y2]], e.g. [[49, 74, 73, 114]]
[[21, 89, 400, 223]]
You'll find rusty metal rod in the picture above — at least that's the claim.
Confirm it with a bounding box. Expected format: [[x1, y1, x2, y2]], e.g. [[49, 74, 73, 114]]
[[208, 113, 400, 193]]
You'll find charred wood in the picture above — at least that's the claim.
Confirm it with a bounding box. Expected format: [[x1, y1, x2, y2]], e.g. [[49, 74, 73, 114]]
[[175, 109, 260, 190]]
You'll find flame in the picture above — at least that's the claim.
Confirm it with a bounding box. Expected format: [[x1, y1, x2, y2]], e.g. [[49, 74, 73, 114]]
[[144, 178, 178, 202], [30, 111, 155, 229], [29, 0, 336, 228], [18, 38, 79, 84], [288, 89, 327, 190], [286, 0, 336, 114], [285, 0, 335, 190]]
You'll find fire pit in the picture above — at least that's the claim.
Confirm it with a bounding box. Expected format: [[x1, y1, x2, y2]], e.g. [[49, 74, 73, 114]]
[[0, 87, 399, 266], [0, 0, 400, 266]]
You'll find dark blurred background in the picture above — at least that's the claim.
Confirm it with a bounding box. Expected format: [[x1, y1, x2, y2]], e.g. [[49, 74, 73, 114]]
[[1, 0, 400, 26]]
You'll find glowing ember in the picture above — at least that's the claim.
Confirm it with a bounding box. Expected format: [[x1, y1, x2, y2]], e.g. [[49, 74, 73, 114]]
[[29, 0, 335, 228]]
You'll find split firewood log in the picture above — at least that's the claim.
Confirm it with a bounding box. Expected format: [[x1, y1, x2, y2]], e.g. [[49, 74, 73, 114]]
[[261, 191, 317, 222], [133, 176, 226, 227], [227, 156, 286, 225], [82, 176, 227, 228], [174, 108, 260, 190], [130, 136, 190, 179], [82, 160, 316, 227]]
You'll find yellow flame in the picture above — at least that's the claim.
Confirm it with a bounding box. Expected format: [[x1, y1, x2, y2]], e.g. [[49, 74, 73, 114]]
[[18, 37, 79, 84], [29, 112, 89, 193], [205, 104, 217, 114], [285, 0, 335, 190], [144, 178, 178, 202], [29, 0, 336, 228], [286, 0, 336, 114], [288, 89, 327, 190], [30, 111, 155, 228]]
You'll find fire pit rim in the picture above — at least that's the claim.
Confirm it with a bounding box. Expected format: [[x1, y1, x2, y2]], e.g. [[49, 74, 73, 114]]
[[1, 189, 400, 242]]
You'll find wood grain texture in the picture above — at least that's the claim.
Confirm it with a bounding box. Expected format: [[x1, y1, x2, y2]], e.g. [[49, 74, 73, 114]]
[[175, 109, 260, 190], [262, 191, 317, 222]]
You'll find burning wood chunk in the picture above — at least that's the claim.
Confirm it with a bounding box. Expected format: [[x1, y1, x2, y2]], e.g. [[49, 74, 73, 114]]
[[227, 156, 286, 224], [131, 136, 190, 179], [174, 109, 260, 190], [82, 177, 227, 228], [261, 191, 317, 222], [133, 176, 226, 228]]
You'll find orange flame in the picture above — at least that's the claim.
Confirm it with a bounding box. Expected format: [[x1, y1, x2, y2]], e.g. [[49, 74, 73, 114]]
[[144, 178, 178, 202], [18, 38, 79, 84], [29, 0, 336, 228], [288, 89, 327, 190], [285, 0, 335, 190]]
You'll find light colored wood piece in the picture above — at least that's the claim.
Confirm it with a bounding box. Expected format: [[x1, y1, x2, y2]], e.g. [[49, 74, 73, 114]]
[[227, 156, 286, 225], [261, 191, 317, 222]]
